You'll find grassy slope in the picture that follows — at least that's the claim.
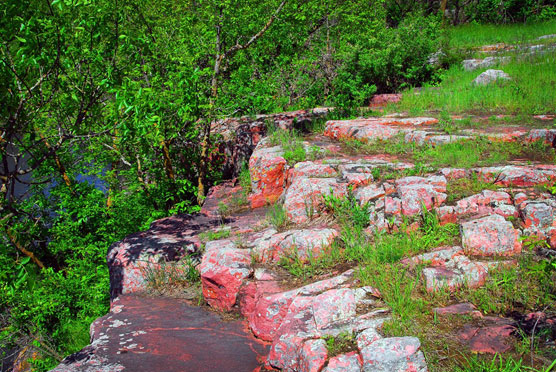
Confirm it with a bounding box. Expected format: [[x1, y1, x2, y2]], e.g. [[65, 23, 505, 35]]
[[393, 20, 556, 115]]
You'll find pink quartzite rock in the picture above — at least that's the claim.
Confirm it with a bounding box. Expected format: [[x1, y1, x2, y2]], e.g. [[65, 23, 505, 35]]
[[422, 256, 489, 292], [107, 214, 205, 298], [339, 163, 376, 188], [268, 288, 358, 371], [525, 129, 556, 144], [354, 184, 386, 205], [459, 319, 516, 354], [284, 177, 347, 223], [395, 176, 447, 216], [439, 168, 467, 180], [299, 339, 328, 372], [249, 144, 287, 208], [357, 326, 383, 349], [254, 228, 339, 263], [199, 240, 252, 311], [473, 165, 556, 187], [289, 161, 338, 181], [384, 197, 402, 216], [433, 303, 482, 318], [360, 337, 427, 372], [454, 190, 514, 219], [268, 297, 316, 370], [461, 215, 521, 257], [403, 246, 464, 268], [323, 352, 362, 372], [248, 271, 354, 341], [324, 117, 438, 142], [51, 294, 269, 372], [313, 288, 357, 330], [369, 93, 402, 108], [238, 278, 284, 321], [520, 201, 554, 230]]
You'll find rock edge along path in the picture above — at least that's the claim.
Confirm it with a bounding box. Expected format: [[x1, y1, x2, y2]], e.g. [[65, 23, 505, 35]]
[[52, 111, 556, 372]]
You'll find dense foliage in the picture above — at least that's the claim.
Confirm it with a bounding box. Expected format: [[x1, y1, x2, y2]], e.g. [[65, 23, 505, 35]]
[[1, 0, 554, 370]]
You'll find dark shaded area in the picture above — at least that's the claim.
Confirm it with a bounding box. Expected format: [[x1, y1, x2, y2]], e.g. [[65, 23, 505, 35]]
[[53, 295, 269, 372], [107, 213, 220, 299]]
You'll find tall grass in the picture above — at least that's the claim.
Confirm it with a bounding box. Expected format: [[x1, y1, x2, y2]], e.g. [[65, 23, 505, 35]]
[[446, 19, 556, 49], [397, 50, 556, 115]]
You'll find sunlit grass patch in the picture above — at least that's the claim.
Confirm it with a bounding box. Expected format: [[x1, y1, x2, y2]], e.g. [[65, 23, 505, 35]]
[[397, 50, 556, 115]]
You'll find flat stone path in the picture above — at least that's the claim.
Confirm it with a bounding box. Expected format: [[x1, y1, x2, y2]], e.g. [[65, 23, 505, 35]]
[[52, 295, 268, 372]]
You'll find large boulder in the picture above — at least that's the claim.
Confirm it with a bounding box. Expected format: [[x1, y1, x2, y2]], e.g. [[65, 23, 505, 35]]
[[461, 215, 521, 257], [359, 337, 427, 372], [249, 143, 288, 208], [284, 177, 347, 223], [473, 69, 511, 85], [199, 240, 252, 311], [395, 175, 447, 216]]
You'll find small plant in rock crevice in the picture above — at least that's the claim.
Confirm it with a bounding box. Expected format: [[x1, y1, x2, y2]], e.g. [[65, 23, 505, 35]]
[[323, 188, 370, 229], [324, 332, 358, 357], [268, 127, 307, 165], [198, 228, 231, 242], [267, 202, 288, 230], [142, 255, 201, 295]]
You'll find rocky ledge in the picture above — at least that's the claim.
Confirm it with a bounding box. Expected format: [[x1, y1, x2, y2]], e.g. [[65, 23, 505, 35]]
[[52, 112, 556, 372]]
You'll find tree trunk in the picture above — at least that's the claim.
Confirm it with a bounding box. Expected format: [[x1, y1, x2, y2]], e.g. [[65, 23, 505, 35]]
[[196, 1, 287, 206]]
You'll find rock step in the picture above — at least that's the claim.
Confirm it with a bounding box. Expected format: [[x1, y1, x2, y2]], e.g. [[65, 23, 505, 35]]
[[51, 294, 268, 372], [324, 117, 556, 145]]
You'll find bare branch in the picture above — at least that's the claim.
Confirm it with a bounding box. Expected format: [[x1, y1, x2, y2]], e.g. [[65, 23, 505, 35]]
[[224, 0, 287, 59]]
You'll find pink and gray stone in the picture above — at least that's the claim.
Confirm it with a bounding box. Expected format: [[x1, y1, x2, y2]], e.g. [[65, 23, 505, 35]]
[[459, 317, 516, 354], [289, 161, 338, 180], [246, 270, 355, 341], [402, 246, 464, 268], [249, 143, 287, 208], [324, 117, 438, 142], [434, 303, 483, 318], [520, 201, 554, 230], [323, 352, 362, 372], [395, 176, 447, 216], [299, 339, 329, 372], [284, 177, 347, 223], [360, 337, 427, 372], [461, 215, 521, 257], [473, 165, 556, 187], [199, 240, 252, 311], [50, 295, 268, 372], [422, 255, 489, 292], [253, 228, 339, 263]]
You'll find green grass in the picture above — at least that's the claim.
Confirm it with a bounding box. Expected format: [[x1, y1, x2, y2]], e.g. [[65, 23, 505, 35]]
[[238, 161, 252, 194], [445, 175, 502, 204], [342, 135, 554, 171], [454, 354, 556, 372], [324, 332, 357, 357], [396, 50, 556, 115], [266, 202, 288, 230], [456, 254, 556, 315], [446, 19, 556, 50], [323, 188, 371, 229], [268, 127, 307, 164], [143, 255, 201, 293], [198, 228, 231, 242]]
